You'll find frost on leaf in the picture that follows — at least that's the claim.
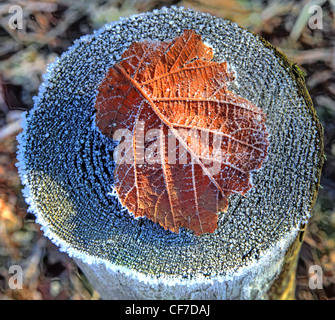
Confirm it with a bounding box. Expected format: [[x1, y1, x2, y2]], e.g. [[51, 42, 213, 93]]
[[94, 30, 269, 236]]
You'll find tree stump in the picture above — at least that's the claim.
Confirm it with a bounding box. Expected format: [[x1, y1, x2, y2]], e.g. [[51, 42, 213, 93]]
[[17, 7, 324, 300]]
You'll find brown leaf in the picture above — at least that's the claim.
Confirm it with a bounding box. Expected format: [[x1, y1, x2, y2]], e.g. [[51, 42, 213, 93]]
[[95, 30, 269, 235]]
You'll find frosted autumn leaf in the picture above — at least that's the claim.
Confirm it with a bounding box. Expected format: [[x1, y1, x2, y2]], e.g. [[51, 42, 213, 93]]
[[95, 30, 269, 236]]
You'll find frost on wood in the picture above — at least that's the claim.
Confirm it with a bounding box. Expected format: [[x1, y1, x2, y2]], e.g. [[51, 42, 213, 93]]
[[95, 30, 268, 235], [16, 7, 323, 287]]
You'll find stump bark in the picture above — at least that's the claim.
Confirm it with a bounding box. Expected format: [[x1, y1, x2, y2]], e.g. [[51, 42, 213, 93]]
[[17, 7, 324, 299]]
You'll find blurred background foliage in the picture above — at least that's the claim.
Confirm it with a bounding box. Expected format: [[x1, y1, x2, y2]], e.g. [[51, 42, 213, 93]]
[[0, 0, 334, 299]]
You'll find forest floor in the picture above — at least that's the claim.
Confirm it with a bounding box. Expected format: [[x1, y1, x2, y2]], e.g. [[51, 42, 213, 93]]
[[0, 0, 334, 300]]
